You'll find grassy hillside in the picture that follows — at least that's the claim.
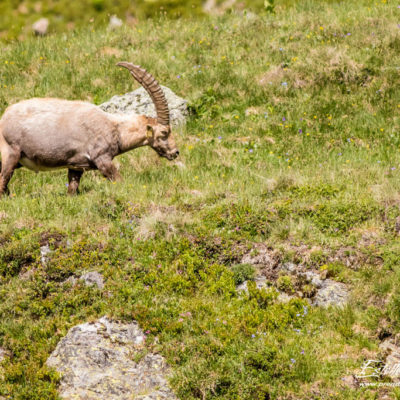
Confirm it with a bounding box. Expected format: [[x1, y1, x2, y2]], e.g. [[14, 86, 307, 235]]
[[0, 0, 271, 41], [1, 0, 400, 398]]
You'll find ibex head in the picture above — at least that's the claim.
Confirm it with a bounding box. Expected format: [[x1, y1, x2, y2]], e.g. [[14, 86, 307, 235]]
[[117, 62, 179, 161]]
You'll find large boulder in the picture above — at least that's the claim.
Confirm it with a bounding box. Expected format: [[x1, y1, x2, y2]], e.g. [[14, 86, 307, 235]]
[[46, 317, 177, 400], [99, 86, 189, 127]]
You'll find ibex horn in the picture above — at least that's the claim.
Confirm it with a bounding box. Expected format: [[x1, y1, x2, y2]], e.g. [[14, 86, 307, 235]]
[[117, 62, 170, 127]]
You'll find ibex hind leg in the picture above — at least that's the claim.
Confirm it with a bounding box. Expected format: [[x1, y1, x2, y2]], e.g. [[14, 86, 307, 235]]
[[0, 146, 21, 196], [67, 169, 83, 195]]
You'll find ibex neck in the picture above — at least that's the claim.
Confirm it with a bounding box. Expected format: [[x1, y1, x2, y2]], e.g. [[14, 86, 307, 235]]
[[113, 115, 149, 154]]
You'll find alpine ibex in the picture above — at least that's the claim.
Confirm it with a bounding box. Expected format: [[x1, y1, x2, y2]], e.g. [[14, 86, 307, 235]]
[[0, 62, 179, 196]]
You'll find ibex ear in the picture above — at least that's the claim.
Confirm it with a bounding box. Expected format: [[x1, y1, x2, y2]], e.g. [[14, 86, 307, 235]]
[[146, 125, 154, 139]]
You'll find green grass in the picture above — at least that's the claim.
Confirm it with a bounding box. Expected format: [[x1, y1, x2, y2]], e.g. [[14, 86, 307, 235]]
[[1, 0, 400, 398]]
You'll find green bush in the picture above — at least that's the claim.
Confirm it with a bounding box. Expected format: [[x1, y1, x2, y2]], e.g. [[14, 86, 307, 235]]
[[231, 263, 255, 285]]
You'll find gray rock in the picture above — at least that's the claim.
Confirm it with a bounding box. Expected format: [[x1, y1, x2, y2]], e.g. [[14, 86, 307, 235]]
[[32, 18, 49, 36], [303, 270, 324, 289], [47, 317, 177, 400], [379, 339, 400, 380], [236, 275, 268, 293], [281, 262, 298, 274], [80, 271, 104, 289], [99, 86, 189, 127], [40, 244, 51, 265], [313, 280, 349, 307]]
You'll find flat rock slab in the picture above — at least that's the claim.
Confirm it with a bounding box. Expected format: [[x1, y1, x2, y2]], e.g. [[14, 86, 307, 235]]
[[99, 86, 189, 127], [47, 317, 177, 400]]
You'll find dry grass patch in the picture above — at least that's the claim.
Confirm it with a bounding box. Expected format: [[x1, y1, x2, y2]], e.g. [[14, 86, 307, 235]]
[[257, 65, 286, 86]]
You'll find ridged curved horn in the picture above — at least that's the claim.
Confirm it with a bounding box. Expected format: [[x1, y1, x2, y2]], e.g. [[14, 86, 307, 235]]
[[117, 62, 170, 126]]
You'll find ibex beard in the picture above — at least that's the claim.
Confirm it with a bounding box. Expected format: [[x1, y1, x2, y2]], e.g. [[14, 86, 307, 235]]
[[0, 62, 179, 196]]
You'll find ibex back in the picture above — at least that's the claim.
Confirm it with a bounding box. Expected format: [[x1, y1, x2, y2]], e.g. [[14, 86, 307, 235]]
[[0, 62, 179, 196]]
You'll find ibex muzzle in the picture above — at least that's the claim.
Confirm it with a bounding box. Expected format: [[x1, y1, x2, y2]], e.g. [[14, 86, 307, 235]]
[[0, 62, 179, 195]]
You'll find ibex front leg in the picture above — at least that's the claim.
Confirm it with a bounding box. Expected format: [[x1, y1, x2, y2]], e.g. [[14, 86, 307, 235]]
[[94, 155, 122, 182]]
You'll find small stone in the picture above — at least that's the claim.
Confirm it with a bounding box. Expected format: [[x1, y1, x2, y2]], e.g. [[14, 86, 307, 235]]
[[99, 86, 189, 127], [236, 276, 270, 293], [379, 339, 400, 380], [32, 18, 49, 36], [282, 262, 297, 273], [303, 271, 323, 288], [313, 280, 349, 307], [80, 271, 104, 289], [40, 244, 51, 264], [108, 15, 123, 30], [254, 276, 268, 289], [236, 281, 248, 292]]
